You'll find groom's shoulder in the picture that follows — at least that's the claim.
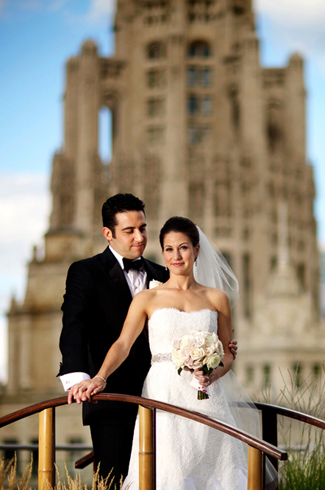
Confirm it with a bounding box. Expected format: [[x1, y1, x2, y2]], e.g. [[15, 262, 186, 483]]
[[67, 248, 111, 273]]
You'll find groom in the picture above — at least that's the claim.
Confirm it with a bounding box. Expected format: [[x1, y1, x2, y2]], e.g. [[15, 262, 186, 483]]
[[58, 193, 237, 483]]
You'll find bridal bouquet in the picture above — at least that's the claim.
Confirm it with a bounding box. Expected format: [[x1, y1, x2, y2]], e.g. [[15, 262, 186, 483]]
[[171, 331, 224, 400]]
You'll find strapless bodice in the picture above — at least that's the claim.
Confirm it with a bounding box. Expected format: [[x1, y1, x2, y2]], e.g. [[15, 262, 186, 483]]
[[148, 308, 218, 356]]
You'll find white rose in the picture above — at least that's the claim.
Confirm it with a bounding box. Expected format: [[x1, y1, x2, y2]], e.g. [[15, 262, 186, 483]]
[[172, 349, 185, 369], [180, 335, 191, 348], [205, 344, 216, 355], [189, 347, 206, 361], [180, 347, 191, 360], [149, 280, 163, 289], [173, 339, 181, 349], [215, 339, 225, 357], [205, 333, 217, 346], [192, 332, 206, 348], [205, 353, 222, 370]]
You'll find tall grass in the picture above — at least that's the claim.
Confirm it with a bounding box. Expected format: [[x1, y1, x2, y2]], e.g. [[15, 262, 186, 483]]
[[262, 365, 325, 490], [0, 456, 123, 490], [0, 456, 32, 490]]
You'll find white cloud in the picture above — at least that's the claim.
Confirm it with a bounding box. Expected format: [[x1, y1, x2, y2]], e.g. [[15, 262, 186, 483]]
[[86, 0, 116, 23], [63, 0, 116, 27], [254, 0, 325, 75], [254, 0, 325, 26], [0, 171, 50, 308], [0, 173, 50, 245], [0, 172, 50, 382]]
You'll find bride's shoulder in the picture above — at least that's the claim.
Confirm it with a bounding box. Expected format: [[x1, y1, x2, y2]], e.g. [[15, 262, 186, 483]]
[[205, 287, 231, 311]]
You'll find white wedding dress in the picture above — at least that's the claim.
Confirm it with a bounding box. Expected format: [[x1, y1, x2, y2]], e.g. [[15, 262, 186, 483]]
[[123, 308, 259, 490]]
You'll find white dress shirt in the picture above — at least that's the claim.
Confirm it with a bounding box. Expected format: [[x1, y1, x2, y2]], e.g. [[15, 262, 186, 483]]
[[60, 246, 147, 391]]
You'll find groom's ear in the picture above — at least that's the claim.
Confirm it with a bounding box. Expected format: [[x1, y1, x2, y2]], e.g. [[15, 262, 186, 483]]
[[103, 227, 113, 242]]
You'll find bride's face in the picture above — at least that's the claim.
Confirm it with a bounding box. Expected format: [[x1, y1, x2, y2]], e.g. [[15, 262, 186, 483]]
[[162, 232, 199, 274]]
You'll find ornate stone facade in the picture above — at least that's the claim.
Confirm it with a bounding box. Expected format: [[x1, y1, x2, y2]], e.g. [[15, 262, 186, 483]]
[[1, 0, 324, 472]]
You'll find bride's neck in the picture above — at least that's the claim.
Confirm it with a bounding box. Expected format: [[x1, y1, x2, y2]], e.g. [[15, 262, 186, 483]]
[[168, 272, 196, 291]]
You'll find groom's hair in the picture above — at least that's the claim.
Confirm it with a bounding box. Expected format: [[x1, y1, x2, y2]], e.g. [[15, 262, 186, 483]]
[[102, 193, 146, 236], [159, 216, 199, 249]]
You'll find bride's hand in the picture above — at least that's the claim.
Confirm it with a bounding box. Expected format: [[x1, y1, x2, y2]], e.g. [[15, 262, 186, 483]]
[[67, 376, 107, 404], [194, 368, 219, 387]]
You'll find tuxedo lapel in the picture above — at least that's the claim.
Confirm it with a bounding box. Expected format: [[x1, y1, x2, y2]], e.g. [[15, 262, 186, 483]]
[[99, 247, 132, 304], [144, 259, 168, 288]]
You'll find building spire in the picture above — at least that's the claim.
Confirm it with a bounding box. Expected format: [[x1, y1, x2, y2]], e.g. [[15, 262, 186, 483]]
[[267, 200, 301, 297]]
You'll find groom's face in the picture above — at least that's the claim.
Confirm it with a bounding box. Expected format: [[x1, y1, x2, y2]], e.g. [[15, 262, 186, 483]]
[[103, 210, 147, 260]]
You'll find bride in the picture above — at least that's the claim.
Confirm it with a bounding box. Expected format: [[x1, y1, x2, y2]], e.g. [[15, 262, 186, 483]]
[[70, 217, 271, 490]]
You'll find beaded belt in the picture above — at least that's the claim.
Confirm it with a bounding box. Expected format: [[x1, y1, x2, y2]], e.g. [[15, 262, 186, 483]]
[[151, 353, 172, 364]]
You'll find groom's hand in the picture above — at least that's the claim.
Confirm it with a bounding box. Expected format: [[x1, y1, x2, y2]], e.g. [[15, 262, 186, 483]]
[[229, 339, 237, 360], [67, 378, 106, 404]]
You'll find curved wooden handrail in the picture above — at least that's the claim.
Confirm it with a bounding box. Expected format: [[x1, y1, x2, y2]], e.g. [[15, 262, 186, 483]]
[[0, 394, 286, 461], [0, 396, 69, 428], [254, 402, 325, 430]]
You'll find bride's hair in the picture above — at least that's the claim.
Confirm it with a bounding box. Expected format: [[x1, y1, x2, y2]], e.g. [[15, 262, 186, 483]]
[[159, 216, 199, 249]]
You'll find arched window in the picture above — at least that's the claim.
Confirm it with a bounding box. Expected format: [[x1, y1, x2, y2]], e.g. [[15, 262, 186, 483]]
[[188, 40, 211, 58], [147, 41, 165, 59], [99, 106, 112, 163], [267, 101, 283, 153]]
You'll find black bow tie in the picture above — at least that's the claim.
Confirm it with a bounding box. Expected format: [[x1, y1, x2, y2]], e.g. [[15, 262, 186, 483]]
[[123, 257, 145, 272]]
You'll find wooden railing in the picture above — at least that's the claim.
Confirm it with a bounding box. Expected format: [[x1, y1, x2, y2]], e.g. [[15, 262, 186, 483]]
[[0, 394, 288, 490], [75, 399, 325, 488], [254, 402, 325, 478]]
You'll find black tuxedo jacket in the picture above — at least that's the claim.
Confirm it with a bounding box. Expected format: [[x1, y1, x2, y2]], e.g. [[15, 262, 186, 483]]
[[58, 247, 169, 425]]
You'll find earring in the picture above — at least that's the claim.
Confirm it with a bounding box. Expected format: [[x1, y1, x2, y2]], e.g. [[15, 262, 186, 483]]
[[194, 258, 198, 266], [165, 266, 168, 271]]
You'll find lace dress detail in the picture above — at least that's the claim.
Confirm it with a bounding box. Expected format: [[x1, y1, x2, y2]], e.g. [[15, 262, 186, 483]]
[[123, 309, 248, 490]]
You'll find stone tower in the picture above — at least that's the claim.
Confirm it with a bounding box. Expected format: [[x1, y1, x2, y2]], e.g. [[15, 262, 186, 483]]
[[1, 0, 323, 466]]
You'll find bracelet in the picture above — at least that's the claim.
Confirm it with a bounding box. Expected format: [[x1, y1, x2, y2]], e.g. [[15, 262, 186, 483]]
[[94, 375, 107, 384]]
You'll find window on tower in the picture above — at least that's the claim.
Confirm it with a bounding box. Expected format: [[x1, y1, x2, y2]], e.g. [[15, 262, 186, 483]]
[[187, 66, 212, 87], [188, 95, 199, 115], [188, 125, 210, 145], [187, 66, 197, 86], [202, 95, 212, 116], [202, 67, 212, 86], [147, 126, 165, 145], [147, 41, 166, 59], [188, 40, 211, 57], [147, 98, 165, 117], [147, 69, 166, 88]]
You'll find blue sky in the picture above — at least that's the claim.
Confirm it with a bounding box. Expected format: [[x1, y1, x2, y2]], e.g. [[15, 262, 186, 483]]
[[0, 0, 324, 381]]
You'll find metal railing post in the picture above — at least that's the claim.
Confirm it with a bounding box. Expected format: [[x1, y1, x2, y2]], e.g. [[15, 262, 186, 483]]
[[247, 445, 262, 490], [139, 405, 156, 490], [38, 407, 55, 489]]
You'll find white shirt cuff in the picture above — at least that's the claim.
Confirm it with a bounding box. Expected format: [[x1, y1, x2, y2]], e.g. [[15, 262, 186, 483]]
[[60, 372, 91, 391]]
